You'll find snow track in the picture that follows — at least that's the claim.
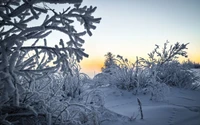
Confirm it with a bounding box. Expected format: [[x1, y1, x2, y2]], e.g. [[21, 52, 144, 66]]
[[168, 107, 177, 125]]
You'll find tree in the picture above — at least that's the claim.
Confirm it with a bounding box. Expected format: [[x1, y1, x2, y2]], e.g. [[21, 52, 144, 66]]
[[0, 0, 101, 108], [102, 52, 117, 71]]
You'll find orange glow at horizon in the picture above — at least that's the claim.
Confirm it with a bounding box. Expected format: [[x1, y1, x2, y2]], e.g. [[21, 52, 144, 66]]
[[79, 53, 199, 78], [186, 54, 200, 63], [79, 58, 104, 77]]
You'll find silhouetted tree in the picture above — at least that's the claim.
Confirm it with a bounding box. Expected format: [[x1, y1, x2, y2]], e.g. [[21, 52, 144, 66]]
[[102, 52, 118, 73]]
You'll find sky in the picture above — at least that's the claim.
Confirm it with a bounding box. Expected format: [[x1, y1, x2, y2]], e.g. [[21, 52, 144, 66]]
[[27, 0, 200, 78], [77, 0, 200, 77]]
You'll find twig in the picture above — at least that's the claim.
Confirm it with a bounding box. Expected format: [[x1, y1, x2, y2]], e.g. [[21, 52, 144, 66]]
[[137, 98, 143, 119]]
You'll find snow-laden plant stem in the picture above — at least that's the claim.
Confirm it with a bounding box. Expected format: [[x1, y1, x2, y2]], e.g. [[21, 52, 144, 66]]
[[0, 0, 101, 124], [0, 0, 101, 106], [139, 41, 199, 89], [137, 98, 143, 119]]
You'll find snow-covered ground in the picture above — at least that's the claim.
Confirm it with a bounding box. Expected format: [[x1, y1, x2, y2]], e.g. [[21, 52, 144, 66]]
[[98, 83, 200, 125]]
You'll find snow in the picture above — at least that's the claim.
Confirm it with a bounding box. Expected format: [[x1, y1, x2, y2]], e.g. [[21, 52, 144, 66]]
[[98, 86, 200, 125], [2, 1, 200, 124]]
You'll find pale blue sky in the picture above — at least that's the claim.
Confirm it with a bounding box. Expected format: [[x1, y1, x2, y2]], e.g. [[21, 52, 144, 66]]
[[81, 0, 200, 54], [77, 0, 200, 77], [27, 0, 200, 77]]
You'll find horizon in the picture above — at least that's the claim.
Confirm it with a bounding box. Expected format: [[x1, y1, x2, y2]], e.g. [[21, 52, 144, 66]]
[[23, 0, 200, 78], [78, 0, 200, 77]]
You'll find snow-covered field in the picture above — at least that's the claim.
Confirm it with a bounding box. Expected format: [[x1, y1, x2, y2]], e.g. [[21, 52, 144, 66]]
[[99, 87, 200, 125], [96, 69, 200, 125]]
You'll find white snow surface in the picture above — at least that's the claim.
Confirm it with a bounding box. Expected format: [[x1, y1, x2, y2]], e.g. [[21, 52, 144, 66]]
[[99, 86, 200, 125]]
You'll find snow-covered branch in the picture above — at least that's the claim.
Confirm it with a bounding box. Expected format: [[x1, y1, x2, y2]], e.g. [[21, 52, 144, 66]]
[[0, 0, 101, 112]]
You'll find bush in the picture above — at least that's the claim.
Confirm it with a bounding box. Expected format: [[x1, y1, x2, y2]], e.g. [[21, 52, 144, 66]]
[[139, 41, 199, 89], [0, 0, 102, 124], [156, 61, 199, 88], [0, 67, 105, 125], [182, 60, 200, 69], [99, 41, 200, 101], [108, 55, 138, 91]]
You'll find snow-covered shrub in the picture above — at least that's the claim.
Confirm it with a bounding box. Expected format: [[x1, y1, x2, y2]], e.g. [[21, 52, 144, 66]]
[[0, 0, 101, 104], [182, 59, 196, 68], [125, 64, 170, 101], [100, 53, 138, 90], [146, 69, 170, 101], [130, 41, 197, 100], [193, 63, 200, 69], [156, 61, 199, 89], [182, 59, 200, 69], [103, 55, 139, 91], [3, 65, 105, 125], [84, 89, 105, 107], [139, 41, 189, 66], [139, 41, 199, 89], [111, 66, 136, 91], [0, 0, 101, 124], [93, 73, 111, 87], [92, 52, 120, 88], [61, 60, 91, 101], [131, 69, 151, 95]]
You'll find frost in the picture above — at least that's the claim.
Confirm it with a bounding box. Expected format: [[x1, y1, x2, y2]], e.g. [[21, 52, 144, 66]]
[[0, 1, 101, 124]]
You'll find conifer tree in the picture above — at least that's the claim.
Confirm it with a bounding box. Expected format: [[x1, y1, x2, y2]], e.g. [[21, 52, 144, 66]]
[[102, 52, 117, 71]]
